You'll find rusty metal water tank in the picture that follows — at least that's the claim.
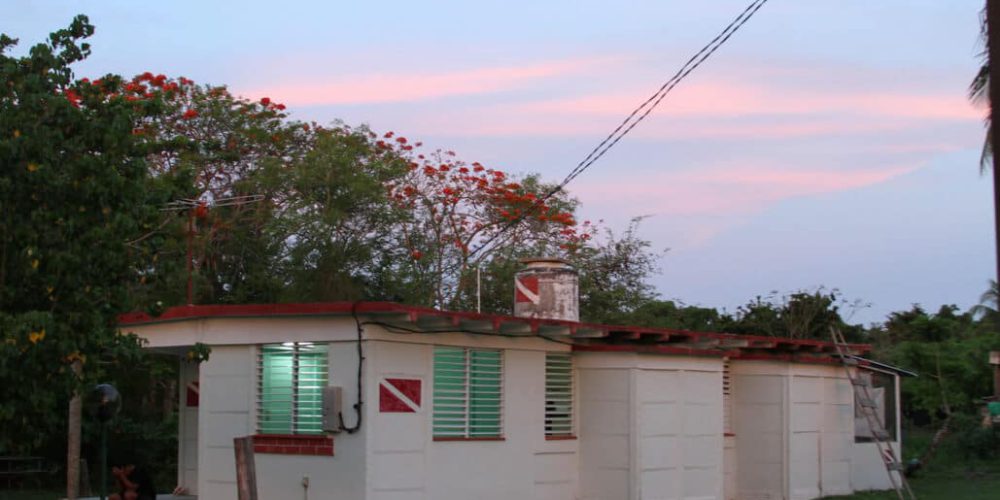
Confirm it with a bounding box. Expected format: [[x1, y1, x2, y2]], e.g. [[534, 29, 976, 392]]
[[513, 258, 579, 322]]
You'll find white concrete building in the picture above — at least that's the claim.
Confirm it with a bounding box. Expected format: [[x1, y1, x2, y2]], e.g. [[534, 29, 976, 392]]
[[119, 299, 908, 500]]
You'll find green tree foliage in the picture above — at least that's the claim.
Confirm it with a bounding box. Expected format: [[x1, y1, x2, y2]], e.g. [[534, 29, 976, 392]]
[[615, 300, 730, 332], [274, 125, 410, 302], [0, 16, 169, 453], [872, 305, 1000, 424], [572, 217, 664, 324], [722, 289, 866, 341]]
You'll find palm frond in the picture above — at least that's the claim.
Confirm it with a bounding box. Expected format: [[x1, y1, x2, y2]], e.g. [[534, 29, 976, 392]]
[[972, 6, 992, 172]]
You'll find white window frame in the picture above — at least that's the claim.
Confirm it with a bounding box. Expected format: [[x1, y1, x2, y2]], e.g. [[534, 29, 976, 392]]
[[256, 342, 328, 435]]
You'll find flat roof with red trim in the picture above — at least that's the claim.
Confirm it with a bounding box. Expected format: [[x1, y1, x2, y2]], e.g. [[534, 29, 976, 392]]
[[119, 301, 868, 363]]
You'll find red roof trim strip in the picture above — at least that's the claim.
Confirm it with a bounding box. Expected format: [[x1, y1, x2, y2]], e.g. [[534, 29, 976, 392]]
[[119, 301, 869, 360]]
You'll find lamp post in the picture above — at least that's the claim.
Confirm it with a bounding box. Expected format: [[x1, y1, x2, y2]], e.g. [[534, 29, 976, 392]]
[[92, 384, 121, 500]]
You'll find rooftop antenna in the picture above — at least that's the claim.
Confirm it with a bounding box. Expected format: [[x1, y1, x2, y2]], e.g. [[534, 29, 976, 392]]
[[162, 195, 264, 305]]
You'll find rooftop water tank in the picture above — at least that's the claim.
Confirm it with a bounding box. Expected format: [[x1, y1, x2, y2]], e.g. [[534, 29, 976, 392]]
[[513, 257, 579, 322]]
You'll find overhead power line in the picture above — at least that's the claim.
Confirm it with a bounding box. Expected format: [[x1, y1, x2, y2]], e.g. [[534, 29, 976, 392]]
[[467, 0, 770, 259]]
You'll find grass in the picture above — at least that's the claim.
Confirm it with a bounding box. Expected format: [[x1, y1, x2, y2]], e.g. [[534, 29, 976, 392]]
[[824, 470, 1000, 499], [0, 490, 63, 500], [826, 423, 1000, 499]]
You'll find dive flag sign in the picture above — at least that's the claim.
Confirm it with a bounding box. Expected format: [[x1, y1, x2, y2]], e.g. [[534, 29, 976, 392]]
[[515, 275, 540, 304], [379, 378, 421, 413]]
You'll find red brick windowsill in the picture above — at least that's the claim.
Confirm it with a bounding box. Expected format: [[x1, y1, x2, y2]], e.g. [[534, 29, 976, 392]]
[[432, 436, 505, 442], [545, 435, 577, 441], [252, 434, 334, 456]]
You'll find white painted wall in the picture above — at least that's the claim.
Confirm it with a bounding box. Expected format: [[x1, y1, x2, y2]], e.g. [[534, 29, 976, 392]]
[[255, 339, 369, 500], [818, 372, 853, 497], [362, 329, 577, 500], [731, 364, 786, 500], [577, 352, 725, 500], [196, 345, 255, 500], [127, 316, 362, 348], [731, 361, 870, 500], [850, 372, 903, 493], [177, 361, 199, 494], [194, 342, 368, 500], [129, 316, 906, 500], [579, 367, 631, 500], [787, 366, 853, 499]]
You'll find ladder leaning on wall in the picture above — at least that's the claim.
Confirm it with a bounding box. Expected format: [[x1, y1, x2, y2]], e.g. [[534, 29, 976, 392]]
[[830, 328, 917, 500]]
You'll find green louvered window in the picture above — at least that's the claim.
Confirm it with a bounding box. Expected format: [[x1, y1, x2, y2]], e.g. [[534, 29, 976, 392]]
[[433, 346, 503, 438], [545, 352, 573, 437], [257, 343, 328, 435]]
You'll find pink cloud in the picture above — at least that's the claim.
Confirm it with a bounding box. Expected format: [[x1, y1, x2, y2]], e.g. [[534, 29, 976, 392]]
[[571, 164, 916, 218], [567, 162, 919, 249], [410, 110, 911, 140], [515, 81, 979, 122], [391, 76, 975, 141], [240, 57, 614, 106]]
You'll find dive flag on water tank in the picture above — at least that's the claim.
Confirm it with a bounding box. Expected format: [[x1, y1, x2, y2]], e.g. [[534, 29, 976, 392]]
[[515, 275, 540, 304], [379, 378, 421, 413]]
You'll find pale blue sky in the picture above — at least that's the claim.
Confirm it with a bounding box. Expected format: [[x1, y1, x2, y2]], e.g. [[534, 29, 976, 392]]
[[6, 1, 990, 323]]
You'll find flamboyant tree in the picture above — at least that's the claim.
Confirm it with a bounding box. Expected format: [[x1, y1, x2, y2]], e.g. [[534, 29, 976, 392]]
[[122, 77, 313, 306], [379, 134, 593, 308]]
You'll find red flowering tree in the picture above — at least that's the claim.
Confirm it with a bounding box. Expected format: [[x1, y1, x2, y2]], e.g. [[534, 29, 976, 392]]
[[119, 76, 315, 305], [378, 134, 595, 308], [129, 75, 307, 198]]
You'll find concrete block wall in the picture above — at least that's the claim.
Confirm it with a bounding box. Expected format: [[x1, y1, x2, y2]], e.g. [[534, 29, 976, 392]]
[[364, 330, 577, 500], [731, 361, 862, 500], [193, 343, 367, 500], [577, 352, 725, 500]]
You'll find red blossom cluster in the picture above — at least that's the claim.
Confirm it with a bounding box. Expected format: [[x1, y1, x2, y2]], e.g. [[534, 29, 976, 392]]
[[61, 71, 201, 115], [375, 130, 592, 261], [63, 73, 293, 137], [259, 96, 286, 111]]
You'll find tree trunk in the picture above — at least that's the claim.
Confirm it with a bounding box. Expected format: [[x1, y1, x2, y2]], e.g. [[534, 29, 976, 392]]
[[66, 360, 83, 500], [919, 351, 954, 466], [988, 0, 1000, 296]]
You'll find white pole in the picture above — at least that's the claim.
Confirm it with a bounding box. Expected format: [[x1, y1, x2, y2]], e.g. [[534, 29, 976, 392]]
[[476, 265, 482, 313]]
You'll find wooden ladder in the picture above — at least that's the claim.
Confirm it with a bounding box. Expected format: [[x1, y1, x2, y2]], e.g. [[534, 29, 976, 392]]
[[830, 327, 916, 500]]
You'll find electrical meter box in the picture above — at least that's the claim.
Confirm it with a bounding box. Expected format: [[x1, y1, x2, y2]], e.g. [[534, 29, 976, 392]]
[[322, 386, 343, 433]]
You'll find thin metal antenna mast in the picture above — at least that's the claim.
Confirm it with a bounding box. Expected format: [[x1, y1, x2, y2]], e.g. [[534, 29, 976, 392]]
[[162, 195, 265, 304]]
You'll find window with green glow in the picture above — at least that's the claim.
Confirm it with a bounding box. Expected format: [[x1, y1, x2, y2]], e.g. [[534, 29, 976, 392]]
[[257, 343, 328, 435], [433, 346, 503, 438]]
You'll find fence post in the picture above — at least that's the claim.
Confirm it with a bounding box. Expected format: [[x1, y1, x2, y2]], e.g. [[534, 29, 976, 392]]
[[233, 436, 258, 500]]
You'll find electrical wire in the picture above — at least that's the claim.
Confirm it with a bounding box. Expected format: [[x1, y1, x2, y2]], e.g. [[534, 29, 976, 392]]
[[466, 0, 770, 259], [338, 302, 365, 433]]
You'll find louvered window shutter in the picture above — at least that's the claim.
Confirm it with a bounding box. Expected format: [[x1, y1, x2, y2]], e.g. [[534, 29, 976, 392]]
[[257, 343, 328, 435], [433, 346, 503, 438], [544, 352, 573, 437]]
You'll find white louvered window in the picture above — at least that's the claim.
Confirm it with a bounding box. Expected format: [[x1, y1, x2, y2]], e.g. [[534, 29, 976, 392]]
[[257, 343, 328, 435], [433, 346, 503, 438], [545, 352, 574, 437], [723, 359, 733, 435]]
